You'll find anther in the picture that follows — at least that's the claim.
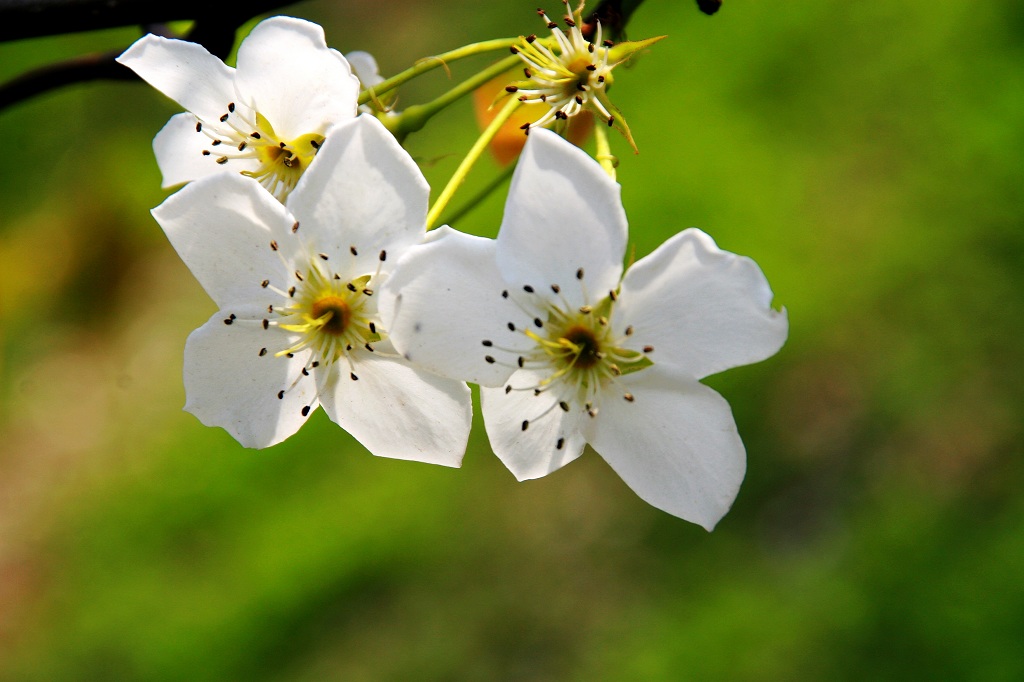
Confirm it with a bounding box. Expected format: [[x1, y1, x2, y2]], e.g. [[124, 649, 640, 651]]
[[259, 348, 267, 357], [603, 39, 614, 47], [609, 290, 617, 301], [607, 116, 615, 127], [518, 96, 528, 102], [597, 75, 605, 83], [261, 279, 269, 288], [262, 319, 269, 329], [362, 288, 373, 296], [520, 123, 531, 131], [369, 322, 377, 334], [216, 157, 228, 165], [505, 385, 513, 394], [547, 21, 558, 29], [524, 68, 533, 78], [268, 305, 274, 313], [482, 340, 493, 347], [534, 318, 543, 328], [270, 240, 279, 251], [311, 361, 320, 368], [527, 34, 537, 43], [211, 140, 221, 146], [301, 368, 309, 376], [580, 305, 592, 314], [524, 285, 535, 293], [624, 393, 635, 402], [625, 325, 634, 336], [643, 345, 654, 353], [576, 267, 585, 280], [347, 283, 357, 292], [202, 150, 211, 156], [379, 250, 387, 262], [522, 420, 530, 431], [288, 287, 296, 297], [279, 141, 287, 148], [506, 85, 519, 93], [350, 246, 358, 256], [251, 132, 261, 139], [556, 438, 565, 450], [501, 290, 510, 298], [517, 357, 525, 368], [301, 405, 311, 416], [485, 355, 496, 364], [223, 317, 233, 325], [559, 401, 570, 412], [195, 121, 202, 132], [565, 17, 576, 27], [219, 113, 229, 122], [277, 390, 285, 399], [586, 64, 597, 71], [227, 102, 235, 113], [364, 343, 374, 352], [294, 271, 303, 281], [576, 82, 587, 91], [575, 95, 584, 105], [350, 372, 359, 381], [319, 253, 329, 260], [588, 43, 595, 54], [310, 139, 320, 149], [510, 46, 520, 54], [507, 322, 516, 331], [292, 221, 300, 233], [551, 284, 561, 293], [238, 141, 247, 151]]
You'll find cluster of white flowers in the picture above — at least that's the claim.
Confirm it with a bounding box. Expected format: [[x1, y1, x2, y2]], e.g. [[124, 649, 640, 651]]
[[120, 15, 787, 529]]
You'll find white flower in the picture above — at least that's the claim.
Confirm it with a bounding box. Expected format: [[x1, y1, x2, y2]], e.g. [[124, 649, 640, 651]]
[[118, 17, 360, 203], [150, 115, 472, 465], [507, 1, 662, 149], [379, 129, 788, 528]]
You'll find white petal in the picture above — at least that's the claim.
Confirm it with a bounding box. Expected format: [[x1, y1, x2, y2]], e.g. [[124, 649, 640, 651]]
[[151, 173, 299, 309], [319, 355, 472, 467], [183, 309, 316, 448], [287, 116, 429, 275], [153, 113, 260, 188], [496, 128, 627, 308], [589, 367, 746, 530], [616, 228, 788, 380], [117, 33, 235, 123], [480, 369, 588, 481], [346, 50, 384, 88], [234, 17, 358, 140], [379, 227, 525, 387]]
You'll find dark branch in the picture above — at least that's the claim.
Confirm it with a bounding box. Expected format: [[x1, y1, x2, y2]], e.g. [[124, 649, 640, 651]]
[[0, 0, 293, 42], [0, 1, 297, 112]]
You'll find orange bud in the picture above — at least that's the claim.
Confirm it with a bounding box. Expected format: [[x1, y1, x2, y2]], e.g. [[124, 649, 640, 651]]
[[472, 71, 594, 166]]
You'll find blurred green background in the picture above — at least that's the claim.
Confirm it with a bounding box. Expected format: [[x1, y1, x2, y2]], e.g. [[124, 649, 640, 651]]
[[1, 0, 1022, 679]]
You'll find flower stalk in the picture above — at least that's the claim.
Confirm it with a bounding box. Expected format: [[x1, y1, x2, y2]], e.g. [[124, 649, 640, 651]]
[[426, 96, 522, 229]]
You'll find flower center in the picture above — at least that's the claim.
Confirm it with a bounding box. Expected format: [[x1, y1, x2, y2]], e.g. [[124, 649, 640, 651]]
[[196, 104, 324, 202], [275, 258, 382, 365], [309, 296, 351, 336], [558, 324, 603, 370]]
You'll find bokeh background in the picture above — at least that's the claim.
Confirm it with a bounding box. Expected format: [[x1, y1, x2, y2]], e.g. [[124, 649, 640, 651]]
[[1, 0, 1022, 679]]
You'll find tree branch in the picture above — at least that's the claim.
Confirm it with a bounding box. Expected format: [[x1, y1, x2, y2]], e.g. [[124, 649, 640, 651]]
[[0, 1, 297, 111], [0, 0, 292, 42]]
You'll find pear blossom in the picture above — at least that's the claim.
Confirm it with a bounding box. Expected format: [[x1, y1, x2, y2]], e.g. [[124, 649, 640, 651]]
[[118, 17, 359, 202], [151, 115, 471, 464], [506, 0, 663, 149], [379, 129, 787, 528]]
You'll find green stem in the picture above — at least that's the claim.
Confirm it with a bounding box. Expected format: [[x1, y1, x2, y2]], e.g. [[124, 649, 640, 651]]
[[426, 96, 522, 229], [384, 53, 521, 141], [593, 122, 617, 180], [440, 162, 517, 227], [358, 37, 520, 107]]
